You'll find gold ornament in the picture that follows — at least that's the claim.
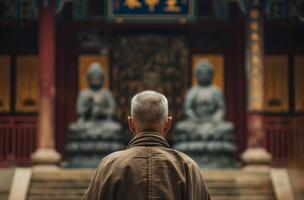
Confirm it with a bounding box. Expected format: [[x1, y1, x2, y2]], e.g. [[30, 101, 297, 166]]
[[164, 0, 180, 12], [124, 0, 142, 9], [145, 0, 160, 12]]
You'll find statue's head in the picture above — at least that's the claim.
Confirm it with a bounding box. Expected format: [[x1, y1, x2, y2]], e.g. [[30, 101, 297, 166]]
[[87, 62, 104, 91], [195, 60, 214, 86]]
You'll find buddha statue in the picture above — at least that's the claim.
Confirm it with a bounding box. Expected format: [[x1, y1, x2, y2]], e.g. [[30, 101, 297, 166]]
[[65, 63, 126, 168], [173, 60, 237, 168]]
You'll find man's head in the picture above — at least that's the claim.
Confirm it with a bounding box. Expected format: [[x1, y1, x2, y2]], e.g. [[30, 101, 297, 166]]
[[128, 90, 172, 137]]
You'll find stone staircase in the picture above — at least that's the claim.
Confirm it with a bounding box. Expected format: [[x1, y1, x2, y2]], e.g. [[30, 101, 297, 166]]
[[204, 170, 275, 200], [27, 169, 93, 200], [27, 169, 276, 200]]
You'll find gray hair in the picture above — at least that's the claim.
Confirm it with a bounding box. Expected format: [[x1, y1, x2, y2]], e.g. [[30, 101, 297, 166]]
[[131, 90, 168, 124]]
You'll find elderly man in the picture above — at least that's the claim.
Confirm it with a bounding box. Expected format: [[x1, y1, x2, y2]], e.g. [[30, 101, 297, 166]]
[[83, 90, 211, 200]]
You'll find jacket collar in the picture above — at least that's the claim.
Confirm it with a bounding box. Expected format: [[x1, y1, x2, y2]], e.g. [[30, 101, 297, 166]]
[[127, 132, 170, 148]]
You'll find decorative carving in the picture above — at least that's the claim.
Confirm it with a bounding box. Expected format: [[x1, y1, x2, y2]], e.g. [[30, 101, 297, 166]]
[[0, 0, 38, 19], [164, 0, 180, 12], [246, 7, 264, 111], [77, 30, 111, 51], [107, 0, 196, 22], [112, 34, 189, 122], [242, 3, 272, 171], [124, 0, 142, 9]]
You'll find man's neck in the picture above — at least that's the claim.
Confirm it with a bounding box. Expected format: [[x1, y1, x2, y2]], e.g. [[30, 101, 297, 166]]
[[135, 130, 165, 137]]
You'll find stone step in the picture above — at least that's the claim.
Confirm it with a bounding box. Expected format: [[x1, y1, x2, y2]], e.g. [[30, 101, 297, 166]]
[[210, 195, 275, 200], [27, 169, 276, 200]]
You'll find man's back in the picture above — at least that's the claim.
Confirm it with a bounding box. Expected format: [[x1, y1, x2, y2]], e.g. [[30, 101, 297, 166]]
[[83, 132, 210, 200]]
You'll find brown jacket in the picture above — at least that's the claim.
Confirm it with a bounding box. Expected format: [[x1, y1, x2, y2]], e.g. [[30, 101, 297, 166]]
[[83, 132, 211, 200]]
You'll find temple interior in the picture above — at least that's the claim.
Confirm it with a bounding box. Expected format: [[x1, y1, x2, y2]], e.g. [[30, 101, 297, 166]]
[[0, 0, 304, 200]]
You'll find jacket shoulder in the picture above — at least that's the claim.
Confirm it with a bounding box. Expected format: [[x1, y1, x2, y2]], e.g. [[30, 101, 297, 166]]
[[98, 148, 138, 169], [170, 149, 200, 167], [99, 149, 127, 163]]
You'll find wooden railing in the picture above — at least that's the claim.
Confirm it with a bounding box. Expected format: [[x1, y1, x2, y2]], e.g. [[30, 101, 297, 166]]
[[0, 114, 302, 167], [264, 116, 304, 166], [0, 116, 37, 166]]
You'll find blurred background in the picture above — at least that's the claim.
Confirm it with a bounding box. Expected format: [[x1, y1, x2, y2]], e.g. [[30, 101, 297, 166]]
[[0, 0, 303, 200]]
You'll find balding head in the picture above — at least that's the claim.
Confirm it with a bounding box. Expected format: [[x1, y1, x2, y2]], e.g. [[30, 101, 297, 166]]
[[128, 90, 172, 136]]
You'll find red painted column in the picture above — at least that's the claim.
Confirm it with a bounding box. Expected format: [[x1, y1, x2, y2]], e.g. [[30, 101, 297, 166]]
[[241, 0, 271, 171], [32, 0, 61, 166]]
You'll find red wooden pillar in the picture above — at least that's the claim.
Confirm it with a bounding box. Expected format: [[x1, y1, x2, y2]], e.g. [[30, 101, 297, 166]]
[[241, 0, 271, 171], [32, 0, 61, 166]]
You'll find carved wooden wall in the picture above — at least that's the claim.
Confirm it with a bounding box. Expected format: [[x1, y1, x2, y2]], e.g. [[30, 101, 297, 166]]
[[15, 55, 38, 113], [294, 55, 304, 113], [0, 55, 11, 113], [78, 55, 109, 90], [264, 55, 289, 112], [112, 34, 190, 121], [192, 54, 224, 90]]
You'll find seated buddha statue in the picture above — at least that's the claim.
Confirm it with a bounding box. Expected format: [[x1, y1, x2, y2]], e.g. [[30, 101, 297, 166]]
[[173, 60, 237, 168], [66, 63, 126, 168]]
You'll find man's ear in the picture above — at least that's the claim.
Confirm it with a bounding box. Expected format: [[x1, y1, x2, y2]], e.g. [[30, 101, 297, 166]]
[[128, 116, 136, 135], [163, 116, 172, 134]]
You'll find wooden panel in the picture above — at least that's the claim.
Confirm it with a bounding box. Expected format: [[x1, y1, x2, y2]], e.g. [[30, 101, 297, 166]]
[[264, 55, 289, 112], [16, 55, 39, 113], [294, 55, 304, 112], [0, 55, 10, 113], [78, 55, 109, 90], [192, 54, 224, 90]]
